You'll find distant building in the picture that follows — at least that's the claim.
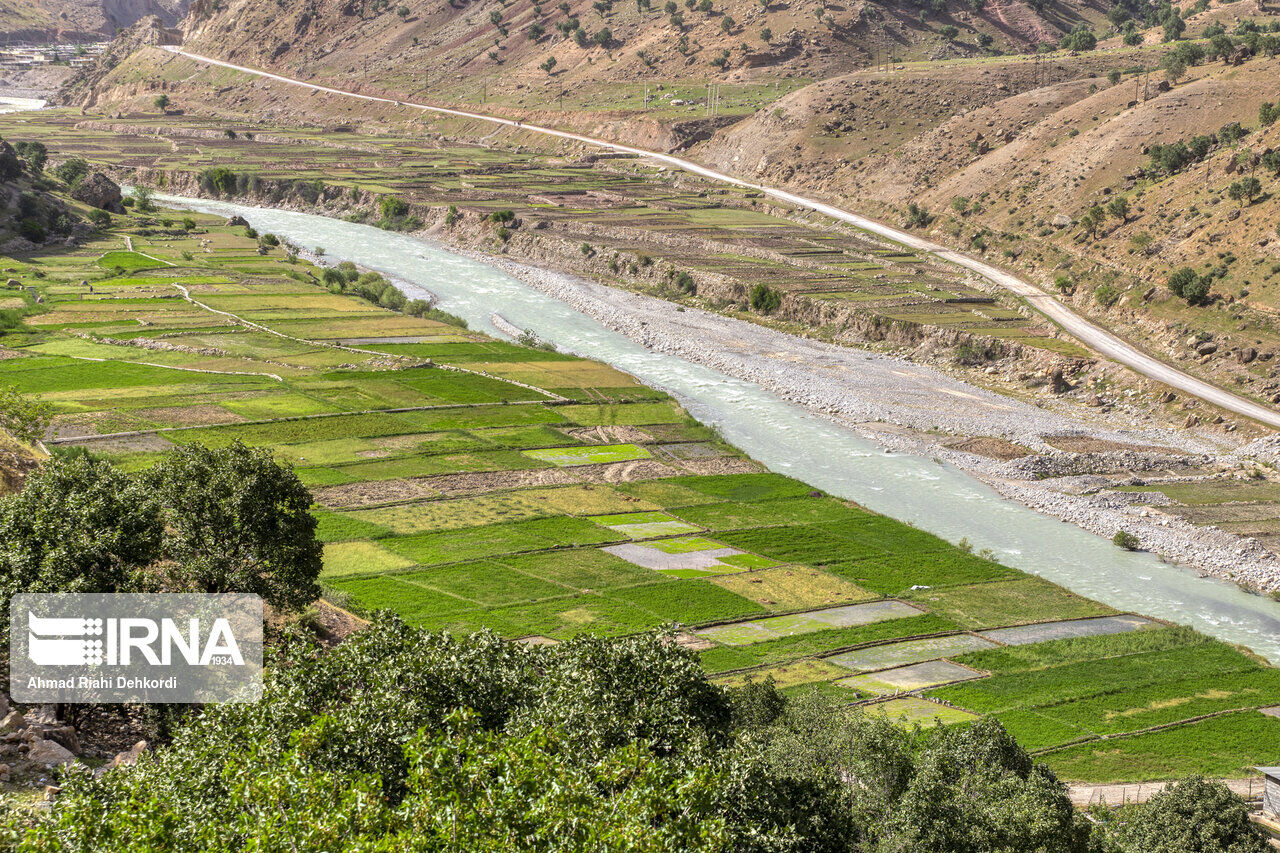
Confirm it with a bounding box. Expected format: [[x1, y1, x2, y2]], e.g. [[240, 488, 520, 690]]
[[1259, 767, 1280, 818]]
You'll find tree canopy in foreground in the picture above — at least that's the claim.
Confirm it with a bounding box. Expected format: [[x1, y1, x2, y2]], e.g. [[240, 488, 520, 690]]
[[0, 619, 1263, 852]]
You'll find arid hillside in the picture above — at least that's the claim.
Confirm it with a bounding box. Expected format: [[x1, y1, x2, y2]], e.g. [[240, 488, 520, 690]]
[[0, 0, 187, 43], [177, 0, 1111, 109]]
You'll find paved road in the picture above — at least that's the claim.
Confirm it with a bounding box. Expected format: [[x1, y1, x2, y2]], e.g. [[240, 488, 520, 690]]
[[163, 47, 1280, 429]]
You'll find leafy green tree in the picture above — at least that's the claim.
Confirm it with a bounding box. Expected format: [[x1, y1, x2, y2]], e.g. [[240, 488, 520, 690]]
[[748, 283, 782, 313], [1228, 177, 1262, 207], [145, 442, 322, 610], [1262, 149, 1280, 176], [1219, 121, 1248, 145], [0, 455, 162, 633], [0, 624, 846, 851], [1167, 267, 1211, 305], [1113, 530, 1140, 550], [198, 167, 237, 195], [1207, 32, 1236, 60], [51, 157, 89, 187], [134, 185, 156, 212], [380, 195, 409, 219], [1061, 22, 1097, 50], [0, 385, 49, 445], [905, 202, 933, 227], [1107, 195, 1129, 223], [1162, 14, 1185, 41], [940, 24, 959, 39], [13, 141, 46, 173], [154, 94, 170, 111], [764, 695, 1088, 851], [1100, 777, 1269, 852], [1162, 53, 1187, 82], [1080, 204, 1105, 238]]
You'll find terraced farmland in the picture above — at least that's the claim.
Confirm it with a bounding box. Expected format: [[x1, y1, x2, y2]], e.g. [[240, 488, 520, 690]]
[[0, 105, 1089, 360], [4, 206, 1280, 784]]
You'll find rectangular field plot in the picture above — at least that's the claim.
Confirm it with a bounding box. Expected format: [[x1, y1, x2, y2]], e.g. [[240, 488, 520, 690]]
[[903, 577, 1114, 630], [1038, 710, 1280, 783], [382, 517, 624, 566], [823, 549, 1019, 595], [930, 642, 1266, 716], [712, 567, 877, 611], [398, 562, 575, 608], [602, 537, 768, 575], [826, 634, 997, 672], [588, 512, 702, 538], [978, 614, 1157, 646], [697, 600, 923, 646], [523, 443, 651, 466], [716, 659, 851, 690], [321, 541, 416, 577], [607, 580, 767, 625], [499, 549, 658, 591], [837, 660, 985, 696], [866, 697, 978, 727], [673, 497, 862, 532]]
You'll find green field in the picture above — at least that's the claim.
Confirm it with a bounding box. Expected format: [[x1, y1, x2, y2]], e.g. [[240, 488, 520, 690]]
[[4, 202, 1279, 785]]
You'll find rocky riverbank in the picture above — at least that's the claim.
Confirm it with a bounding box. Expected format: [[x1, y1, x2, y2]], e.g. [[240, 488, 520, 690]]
[[471, 252, 1280, 596]]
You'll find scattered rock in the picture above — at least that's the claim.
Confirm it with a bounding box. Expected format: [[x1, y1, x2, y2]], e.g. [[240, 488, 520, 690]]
[[98, 739, 148, 776], [42, 726, 79, 755], [0, 711, 25, 735], [25, 738, 75, 768]]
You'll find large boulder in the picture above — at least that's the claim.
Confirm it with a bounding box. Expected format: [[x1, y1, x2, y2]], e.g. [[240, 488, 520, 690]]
[[70, 172, 123, 212], [25, 737, 75, 768]]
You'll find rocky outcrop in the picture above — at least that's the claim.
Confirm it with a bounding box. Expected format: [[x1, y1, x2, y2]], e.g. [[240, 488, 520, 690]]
[[70, 172, 123, 212]]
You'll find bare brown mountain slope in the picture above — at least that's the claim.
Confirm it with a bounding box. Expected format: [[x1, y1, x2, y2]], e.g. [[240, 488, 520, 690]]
[[0, 0, 187, 43], [175, 0, 1109, 111]]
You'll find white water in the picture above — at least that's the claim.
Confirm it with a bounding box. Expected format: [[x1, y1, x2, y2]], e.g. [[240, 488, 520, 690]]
[[158, 193, 1280, 662], [0, 97, 47, 114]]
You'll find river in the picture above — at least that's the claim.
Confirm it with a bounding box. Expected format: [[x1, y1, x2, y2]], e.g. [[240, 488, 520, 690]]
[[156, 193, 1280, 662]]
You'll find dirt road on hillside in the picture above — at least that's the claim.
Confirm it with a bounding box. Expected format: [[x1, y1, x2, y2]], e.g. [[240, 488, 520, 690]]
[[163, 47, 1280, 430]]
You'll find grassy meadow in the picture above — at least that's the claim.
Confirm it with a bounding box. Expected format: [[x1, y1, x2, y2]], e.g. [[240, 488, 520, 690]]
[[2, 205, 1278, 784]]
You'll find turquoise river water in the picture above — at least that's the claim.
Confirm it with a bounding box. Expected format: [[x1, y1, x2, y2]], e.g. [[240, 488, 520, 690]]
[[157, 193, 1280, 662]]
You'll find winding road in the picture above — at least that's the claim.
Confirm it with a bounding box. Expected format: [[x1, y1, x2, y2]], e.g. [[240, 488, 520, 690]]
[[162, 46, 1280, 429]]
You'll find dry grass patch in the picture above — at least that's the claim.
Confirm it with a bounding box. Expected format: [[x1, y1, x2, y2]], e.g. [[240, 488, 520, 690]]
[[321, 540, 416, 577], [713, 567, 877, 611], [715, 659, 850, 690], [522, 484, 658, 516]]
